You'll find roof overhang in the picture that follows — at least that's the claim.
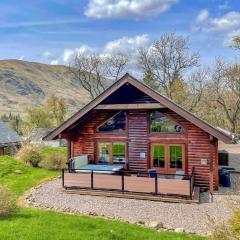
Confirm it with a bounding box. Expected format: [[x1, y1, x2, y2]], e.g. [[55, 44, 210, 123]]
[[0, 141, 22, 147], [44, 73, 233, 144]]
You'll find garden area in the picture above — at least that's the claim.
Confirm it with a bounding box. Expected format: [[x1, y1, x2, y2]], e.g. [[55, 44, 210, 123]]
[[0, 146, 207, 240]]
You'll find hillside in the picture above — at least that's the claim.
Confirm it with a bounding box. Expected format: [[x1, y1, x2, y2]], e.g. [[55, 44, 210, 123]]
[[0, 60, 90, 116]]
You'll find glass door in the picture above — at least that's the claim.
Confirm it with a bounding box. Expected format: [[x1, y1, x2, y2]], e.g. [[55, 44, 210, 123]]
[[98, 143, 110, 163], [151, 144, 166, 172], [168, 145, 184, 173], [151, 144, 184, 174]]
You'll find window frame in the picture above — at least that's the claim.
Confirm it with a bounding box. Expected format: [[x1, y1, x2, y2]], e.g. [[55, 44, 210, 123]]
[[96, 141, 127, 165], [97, 142, 111, 164], [96, 111, 127, 134], [150, 143, 185, 173], [151, 144, 166, 169], [149, 111, 184, 134]]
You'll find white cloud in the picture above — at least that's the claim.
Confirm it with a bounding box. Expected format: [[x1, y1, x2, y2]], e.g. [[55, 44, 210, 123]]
[[63, 49, 75, 62], [84, 0, 178, 19], [218, 1, 230, 11], [195, 11, 240, 33], [0, 18, 86, 29], [42, 51, 53, 59], [19, 55, 25, 60], [195, 9, 209, 23], [224, 29, 240, 46], [48, 34, 150, 67], [50, 59, 59, 65], [104, 34, 150, 55], [49, 45, 94, 65]]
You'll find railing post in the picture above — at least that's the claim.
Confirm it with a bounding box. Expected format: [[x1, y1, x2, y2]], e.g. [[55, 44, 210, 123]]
[[121, 171, 124, 192], [155, 174, 158, 194], [62, 169, 65, 188], [91, 170, 94, 189], [190, 167, 195, 199], [190, 176, 192, 199]]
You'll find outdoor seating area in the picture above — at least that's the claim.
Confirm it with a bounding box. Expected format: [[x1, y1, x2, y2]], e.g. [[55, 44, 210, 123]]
[[62, 165, 197, 202]]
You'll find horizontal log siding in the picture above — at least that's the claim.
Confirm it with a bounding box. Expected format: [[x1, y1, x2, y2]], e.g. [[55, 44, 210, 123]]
[[71, 111, 116, 162], [128, 110, 148, 170], [163, 109, 217, 189], [69, 108, 218, 189], [0, 147, 4, 156]]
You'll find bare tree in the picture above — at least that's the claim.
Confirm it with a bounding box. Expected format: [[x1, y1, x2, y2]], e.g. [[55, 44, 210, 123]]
[[138, 33, 200, 98], [105, 53, 129, 80], [69, 52, 129, 99], [232, 35, 240, 50], [187, 68, 208, 111], [211, 59, 240, 134]]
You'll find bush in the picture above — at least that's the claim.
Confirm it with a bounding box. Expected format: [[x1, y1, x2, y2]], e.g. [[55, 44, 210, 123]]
[[0, 186, 19, 218], [211, 209, 240, 240], [16, 144, 42, 167], [41, 152, 66, 170]]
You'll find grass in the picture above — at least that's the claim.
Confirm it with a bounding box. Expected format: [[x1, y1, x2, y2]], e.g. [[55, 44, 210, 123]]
[[41, 146, 67, 158], [0, 155, 59, 196], [0, 148, 206, 240], [0, 208, 205, 240]]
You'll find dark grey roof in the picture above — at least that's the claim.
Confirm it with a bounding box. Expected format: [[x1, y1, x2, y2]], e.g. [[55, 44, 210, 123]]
[[29, 128, 56, 141], [0, 121, 22, 146]]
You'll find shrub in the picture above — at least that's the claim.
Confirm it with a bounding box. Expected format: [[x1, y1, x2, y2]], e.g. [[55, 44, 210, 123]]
[[0, 186, 19, 218], [16, 144, 42, 167], [41, 152, 66, 170], [211, 209, 240, 240]]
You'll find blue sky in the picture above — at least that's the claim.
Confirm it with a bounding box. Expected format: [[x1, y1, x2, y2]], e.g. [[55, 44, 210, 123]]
[[0, 0, 239, 66]]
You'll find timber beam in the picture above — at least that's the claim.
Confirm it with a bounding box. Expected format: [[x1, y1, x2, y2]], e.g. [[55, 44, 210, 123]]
[[94, 103, 165, 110]]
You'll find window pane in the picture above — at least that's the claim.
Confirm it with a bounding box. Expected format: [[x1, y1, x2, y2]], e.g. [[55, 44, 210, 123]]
[[98, 143, 110, 163], [113, 143, 126, 164], [169, 146, 183, 169], [150, 111, 183, 133], [152, 145, 165, 168], [98, 111, 126, 133]]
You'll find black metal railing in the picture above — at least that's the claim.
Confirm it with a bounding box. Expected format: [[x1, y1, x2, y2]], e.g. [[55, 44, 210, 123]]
[[62, 167, 195, 199]]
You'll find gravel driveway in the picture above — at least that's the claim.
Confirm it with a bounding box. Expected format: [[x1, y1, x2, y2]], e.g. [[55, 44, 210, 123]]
[[25, 178, 239, 235]]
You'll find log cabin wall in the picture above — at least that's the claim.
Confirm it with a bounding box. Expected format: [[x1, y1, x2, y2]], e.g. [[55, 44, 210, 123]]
[[71, 111, 116, 162], [128, 110, 149, 170], [0, 147, 4, 156], [69, 108, 218, 189]]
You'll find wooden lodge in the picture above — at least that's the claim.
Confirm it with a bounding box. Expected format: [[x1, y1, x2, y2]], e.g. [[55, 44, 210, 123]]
[[45, 73, 233, 199]]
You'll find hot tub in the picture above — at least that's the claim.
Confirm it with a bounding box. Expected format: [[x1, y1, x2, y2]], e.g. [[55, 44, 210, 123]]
[[75, 164, 123, 174]]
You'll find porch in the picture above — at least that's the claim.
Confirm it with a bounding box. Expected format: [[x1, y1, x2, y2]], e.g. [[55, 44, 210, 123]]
[[62, 167, 199, 203]]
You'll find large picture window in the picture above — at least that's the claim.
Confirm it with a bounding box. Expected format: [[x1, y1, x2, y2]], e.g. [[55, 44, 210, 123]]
[[97, 111, 126, 133], [150, 111, 183, 133], [97, 142, 126, 164]]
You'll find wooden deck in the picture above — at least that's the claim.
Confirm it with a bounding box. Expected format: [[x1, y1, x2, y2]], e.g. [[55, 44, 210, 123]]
[[63, 172, 197, 202], [63, 187, 200, 203]]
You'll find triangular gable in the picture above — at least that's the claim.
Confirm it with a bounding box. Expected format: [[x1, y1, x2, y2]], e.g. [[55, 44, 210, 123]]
[[45, 73, 233, 143]]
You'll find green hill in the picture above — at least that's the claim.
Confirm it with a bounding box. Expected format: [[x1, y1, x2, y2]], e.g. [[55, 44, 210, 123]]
[[0, 60, 90, 116]]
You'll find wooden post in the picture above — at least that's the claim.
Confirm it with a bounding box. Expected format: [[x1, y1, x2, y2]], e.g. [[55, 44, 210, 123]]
[[209, 135, 214, 194], [91, 171, 94, 189], [67, 139, 71, 160], [62, 169, 65, 188], [121, 171, 125, 192], [155, 174, 158, 194]]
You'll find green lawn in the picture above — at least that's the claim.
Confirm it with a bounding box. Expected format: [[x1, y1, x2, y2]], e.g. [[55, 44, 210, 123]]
[[0, 208, 205, 240], [41, 146, 67, 158], [0, 155, 59, 196], [0, 148, 206, 240]]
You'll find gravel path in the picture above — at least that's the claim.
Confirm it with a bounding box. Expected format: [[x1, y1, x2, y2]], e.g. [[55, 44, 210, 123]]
[[25, 178, 239, 235]]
